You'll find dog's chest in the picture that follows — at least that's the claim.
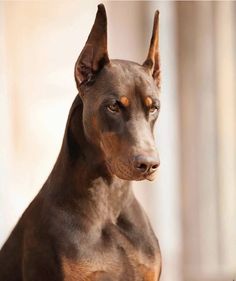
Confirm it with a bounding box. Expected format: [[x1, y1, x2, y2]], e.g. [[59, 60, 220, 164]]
[[61, 219, 161, 281], [60, 179, 161, 280]]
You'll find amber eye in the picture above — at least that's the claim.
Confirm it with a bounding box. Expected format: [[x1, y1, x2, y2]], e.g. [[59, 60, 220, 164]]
[[107, 102, 120, 113]]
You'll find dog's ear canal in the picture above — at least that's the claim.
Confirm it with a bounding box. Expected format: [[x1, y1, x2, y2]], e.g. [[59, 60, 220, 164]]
[[75, 4, 110, 88], [143, 10, 160, 89]]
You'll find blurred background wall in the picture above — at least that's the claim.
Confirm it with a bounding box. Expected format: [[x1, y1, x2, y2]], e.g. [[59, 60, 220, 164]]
[[0, 1, 235, 281]]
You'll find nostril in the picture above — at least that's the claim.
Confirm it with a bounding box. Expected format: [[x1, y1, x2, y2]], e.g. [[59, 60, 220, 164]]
[[151, 163, 159, 171], [136, 163, 148, 173], [134, 155, 159, 175]]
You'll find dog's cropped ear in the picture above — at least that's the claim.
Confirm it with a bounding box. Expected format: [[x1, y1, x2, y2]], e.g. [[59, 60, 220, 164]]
[[143, 11, 160, 89], [75, 4, 109, 89]]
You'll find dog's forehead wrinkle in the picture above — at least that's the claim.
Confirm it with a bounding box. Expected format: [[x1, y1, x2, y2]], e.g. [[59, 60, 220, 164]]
[[102, 61, 156, 103], [107, 60, 146, 81]]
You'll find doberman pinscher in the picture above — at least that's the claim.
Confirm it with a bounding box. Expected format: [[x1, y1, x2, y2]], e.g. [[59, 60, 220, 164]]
[[0, 4, 162, 281]]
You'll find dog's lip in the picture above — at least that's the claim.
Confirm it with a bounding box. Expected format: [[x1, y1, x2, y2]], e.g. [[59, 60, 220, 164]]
[[144, 170, 158, 181], [114, 172, 156, 182], [145, 175, 156, 181], [105, 159, 158, 182]]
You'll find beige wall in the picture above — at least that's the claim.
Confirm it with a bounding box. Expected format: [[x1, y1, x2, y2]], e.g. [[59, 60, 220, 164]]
[[177, 2, 236, 280]]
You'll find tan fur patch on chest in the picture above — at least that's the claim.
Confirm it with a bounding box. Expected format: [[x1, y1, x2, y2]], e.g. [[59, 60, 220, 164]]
[[62, 258, 90, 281], [138, 264, 161, 281], [62, 253, 161, 281], [61, 224, 161, 281], [62, 256, 120, 281]]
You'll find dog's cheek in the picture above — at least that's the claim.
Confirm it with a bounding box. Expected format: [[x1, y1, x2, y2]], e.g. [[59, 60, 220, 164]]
[[100, 135, 137, 179], [100, 133, 121, 159]]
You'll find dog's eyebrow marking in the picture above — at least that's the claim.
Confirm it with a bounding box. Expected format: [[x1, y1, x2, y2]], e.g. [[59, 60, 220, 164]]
[[120, 96, 130, 107], [145, 97, 153, 107]]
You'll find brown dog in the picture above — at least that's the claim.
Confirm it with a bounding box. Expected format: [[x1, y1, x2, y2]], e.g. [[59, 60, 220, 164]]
[[0, 4, 162, 281]]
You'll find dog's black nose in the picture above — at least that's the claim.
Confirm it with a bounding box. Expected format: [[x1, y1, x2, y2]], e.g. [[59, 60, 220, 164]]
[[133, 155, 160, 175]]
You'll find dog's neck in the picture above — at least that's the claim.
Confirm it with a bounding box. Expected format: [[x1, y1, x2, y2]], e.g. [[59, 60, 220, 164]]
[[56, 94, 112, 186], [44, 95, 132, 223]]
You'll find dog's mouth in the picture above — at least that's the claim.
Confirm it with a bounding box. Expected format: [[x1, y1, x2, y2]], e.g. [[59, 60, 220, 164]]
[[143, 171, 157, 181], [105, 159, 158, 182]]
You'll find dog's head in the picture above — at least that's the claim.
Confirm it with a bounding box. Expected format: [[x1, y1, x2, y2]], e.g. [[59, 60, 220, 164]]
[[75, 4, 161, 181]]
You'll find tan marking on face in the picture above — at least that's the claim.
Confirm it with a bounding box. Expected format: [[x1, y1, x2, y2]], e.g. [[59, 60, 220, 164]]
[[92, 116, 98, 129], [145, 97, 153, 107], [120, 96, 130, 107]]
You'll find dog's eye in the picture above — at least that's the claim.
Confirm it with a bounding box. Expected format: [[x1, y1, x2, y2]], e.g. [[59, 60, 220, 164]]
[[107, 102, 120, 113], [149, 105, 159, 114]]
